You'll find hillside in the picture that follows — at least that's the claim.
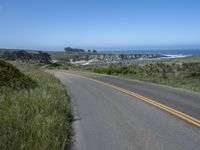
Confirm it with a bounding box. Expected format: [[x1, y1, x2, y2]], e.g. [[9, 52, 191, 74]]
[[0, 60, 37, 89]]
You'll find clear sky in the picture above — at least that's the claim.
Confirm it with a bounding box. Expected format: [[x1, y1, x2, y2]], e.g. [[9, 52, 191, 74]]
[[0, 0, 200, 51]]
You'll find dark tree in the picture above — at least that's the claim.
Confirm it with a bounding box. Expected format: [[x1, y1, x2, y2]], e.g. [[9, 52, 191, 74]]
[[64, 47, 85, 53], [38, 51, 52, 64], [1, 50, 31, 61]]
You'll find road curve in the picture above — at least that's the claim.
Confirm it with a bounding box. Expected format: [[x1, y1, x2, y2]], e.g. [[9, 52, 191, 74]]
[[54, 71, 200, 150], [70, 71, 200, 120]]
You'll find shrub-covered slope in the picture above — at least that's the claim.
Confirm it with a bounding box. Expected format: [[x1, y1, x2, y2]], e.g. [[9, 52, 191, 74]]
[[0, 60, 37, 89]]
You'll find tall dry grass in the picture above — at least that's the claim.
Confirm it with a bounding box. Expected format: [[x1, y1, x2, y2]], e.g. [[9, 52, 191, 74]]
[[0, 63, 72, 150]]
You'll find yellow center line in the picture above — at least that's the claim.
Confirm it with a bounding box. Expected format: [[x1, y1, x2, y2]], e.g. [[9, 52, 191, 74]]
[[76, 75, 200, 128]]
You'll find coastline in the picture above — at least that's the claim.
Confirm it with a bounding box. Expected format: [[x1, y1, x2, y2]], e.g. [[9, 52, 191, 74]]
[[71, 54, 192, 65]]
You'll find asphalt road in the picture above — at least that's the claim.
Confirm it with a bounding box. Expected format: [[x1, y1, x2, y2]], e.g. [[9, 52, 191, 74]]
[[54, 71, 200, 150]]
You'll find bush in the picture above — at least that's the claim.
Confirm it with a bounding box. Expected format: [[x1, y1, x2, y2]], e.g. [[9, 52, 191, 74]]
[[127, 64, 141, 74], [93, 66, 108, 74], [182, 62, 200, 72], [0, 60, 37, 89], [186, 71, 200, 78]]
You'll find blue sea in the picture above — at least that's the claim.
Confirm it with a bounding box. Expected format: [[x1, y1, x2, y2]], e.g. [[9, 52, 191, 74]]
[[104, 49, 200, 57]]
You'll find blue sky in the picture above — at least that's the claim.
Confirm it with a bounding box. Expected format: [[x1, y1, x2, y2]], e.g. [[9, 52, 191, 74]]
[[0, 0, 200, 51]]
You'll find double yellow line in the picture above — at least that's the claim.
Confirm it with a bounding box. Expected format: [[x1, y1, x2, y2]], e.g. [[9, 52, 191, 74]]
[[80, 75, 200, 127]]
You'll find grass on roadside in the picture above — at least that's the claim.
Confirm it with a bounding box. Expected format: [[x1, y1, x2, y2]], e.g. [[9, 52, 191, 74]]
[[0, 62, 72, 150]]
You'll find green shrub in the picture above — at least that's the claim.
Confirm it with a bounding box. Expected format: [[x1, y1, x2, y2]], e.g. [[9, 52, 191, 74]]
[[0, 60, 37, 89], [182, 62, 200, 72], [127, 64, 141, 74], [93, 66, 108, 74], [186, 71, 200, 78]]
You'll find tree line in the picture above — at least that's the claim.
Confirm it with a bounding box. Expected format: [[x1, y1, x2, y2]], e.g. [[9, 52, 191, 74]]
[[64, 47, 97, 53], [0, 50, 52, 64]]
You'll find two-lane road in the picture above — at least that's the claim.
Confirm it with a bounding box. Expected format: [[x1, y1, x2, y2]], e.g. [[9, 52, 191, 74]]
[[54, 71, 200, 150]]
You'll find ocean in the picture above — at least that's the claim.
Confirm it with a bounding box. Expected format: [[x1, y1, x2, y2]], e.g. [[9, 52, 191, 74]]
[[103, 49, 200, 57]]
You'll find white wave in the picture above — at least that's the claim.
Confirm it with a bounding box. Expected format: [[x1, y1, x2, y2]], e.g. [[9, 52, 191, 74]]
[[165, 54, 191, 58]]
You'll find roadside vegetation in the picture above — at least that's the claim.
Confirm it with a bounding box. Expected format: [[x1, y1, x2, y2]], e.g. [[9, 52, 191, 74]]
[[0, 60, 37, 89], [74, 56, 200, 92], [0, 60, 72, 150]]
